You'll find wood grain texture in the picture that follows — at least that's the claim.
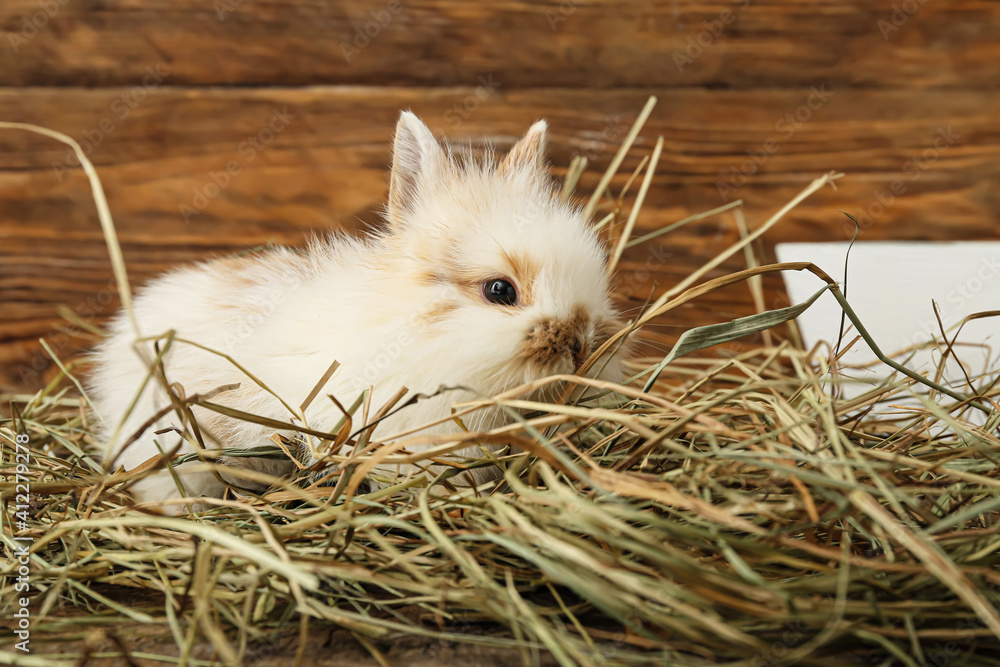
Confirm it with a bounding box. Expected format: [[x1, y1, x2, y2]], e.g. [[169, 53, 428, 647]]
[[0, 1, 997, 89], [2, 86, 999, 391]]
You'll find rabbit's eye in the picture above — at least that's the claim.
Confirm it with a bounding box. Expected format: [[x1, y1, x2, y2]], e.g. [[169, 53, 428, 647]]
[[483, 278, 518, 306]]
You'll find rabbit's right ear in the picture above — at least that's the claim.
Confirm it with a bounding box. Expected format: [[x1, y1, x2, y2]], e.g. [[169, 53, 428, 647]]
[[387, 111, 445, 229]]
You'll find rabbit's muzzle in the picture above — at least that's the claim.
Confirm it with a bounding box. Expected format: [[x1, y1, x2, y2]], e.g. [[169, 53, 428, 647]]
[[523, 309, 591, 373]]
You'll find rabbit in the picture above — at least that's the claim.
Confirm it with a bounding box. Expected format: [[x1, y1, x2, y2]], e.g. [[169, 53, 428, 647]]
[[87, 111, 630, 513]]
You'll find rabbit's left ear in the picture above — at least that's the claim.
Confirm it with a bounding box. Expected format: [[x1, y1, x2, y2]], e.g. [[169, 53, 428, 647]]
[[388, 111, 446, 228], [500, 120, 547, 175]]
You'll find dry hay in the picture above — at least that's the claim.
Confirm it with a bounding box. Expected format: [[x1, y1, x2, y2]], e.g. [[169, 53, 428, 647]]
[[1, 101, 999, 666]]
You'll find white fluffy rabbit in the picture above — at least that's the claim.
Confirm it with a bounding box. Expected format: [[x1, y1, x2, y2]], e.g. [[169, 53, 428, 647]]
[[88, 112, 629, 512]]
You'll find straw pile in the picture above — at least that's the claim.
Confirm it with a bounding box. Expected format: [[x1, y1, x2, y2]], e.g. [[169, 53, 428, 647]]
[[2, 101, 999, 666]]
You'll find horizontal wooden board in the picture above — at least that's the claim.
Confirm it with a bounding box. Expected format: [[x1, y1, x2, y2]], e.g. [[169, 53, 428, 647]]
[[0, 1, 997, 89], [2, 86, 999, 391]]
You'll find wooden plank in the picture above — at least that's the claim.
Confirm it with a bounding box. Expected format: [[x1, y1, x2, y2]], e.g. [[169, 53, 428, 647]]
[[0, 1, 996, 89], [2, 86, 999, 391]]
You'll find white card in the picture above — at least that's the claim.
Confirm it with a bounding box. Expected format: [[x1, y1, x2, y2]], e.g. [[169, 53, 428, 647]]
[[775, 242, 1000, 399]]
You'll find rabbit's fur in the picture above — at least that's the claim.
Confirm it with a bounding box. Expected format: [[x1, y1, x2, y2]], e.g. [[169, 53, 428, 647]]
[[88, 112, 629, 512]]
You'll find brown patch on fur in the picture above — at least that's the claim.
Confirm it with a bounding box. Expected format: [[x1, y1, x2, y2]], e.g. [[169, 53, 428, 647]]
[[415, 269, 447, 288], [212, 255, 259, 289], [502, 251, 539, 306], [438, 251, 540, 308], [434, 254, 496, 305], [423, 249, 539, 309], [206, 255, 264, 312], [522, 307, 589, 370], [446, 268, 487, 303], [420, 300, 459, 324]]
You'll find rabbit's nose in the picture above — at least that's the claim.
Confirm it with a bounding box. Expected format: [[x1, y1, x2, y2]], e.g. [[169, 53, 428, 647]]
[[523, 313, 590, 372]]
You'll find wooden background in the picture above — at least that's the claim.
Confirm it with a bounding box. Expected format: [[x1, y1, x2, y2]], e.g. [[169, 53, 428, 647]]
[[1, 0, 999, 393]]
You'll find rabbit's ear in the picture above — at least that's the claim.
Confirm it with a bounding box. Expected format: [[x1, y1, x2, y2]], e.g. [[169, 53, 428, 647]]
[[388, 111, 445, 227], [500, 120, 547, 175]]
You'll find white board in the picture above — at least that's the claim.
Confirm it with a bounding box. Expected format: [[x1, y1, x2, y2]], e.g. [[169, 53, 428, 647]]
[[775, 242, 1000, 399]]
